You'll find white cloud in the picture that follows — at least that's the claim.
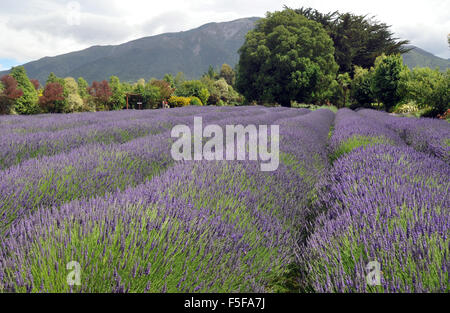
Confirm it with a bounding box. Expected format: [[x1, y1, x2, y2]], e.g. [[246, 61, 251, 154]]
[[0, 0, 448, 64]]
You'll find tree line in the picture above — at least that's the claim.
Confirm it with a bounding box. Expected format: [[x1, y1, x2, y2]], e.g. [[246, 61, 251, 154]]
[[1, 6, 448, 118], [236, 7, 449, 117], [0, 64, 242, 115]]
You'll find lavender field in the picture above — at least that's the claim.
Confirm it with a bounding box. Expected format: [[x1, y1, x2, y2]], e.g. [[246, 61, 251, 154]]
[[0, 106, 448, 293]]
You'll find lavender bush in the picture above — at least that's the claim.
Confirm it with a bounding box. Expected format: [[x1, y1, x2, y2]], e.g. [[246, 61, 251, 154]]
[[302, 145, 449, 292], [329, 108, 405, 160], [1, 106, 448, 293], [301, 108, 449, 292], [358, 109, 450, 163], [0, 107, 334, 293], [1, 107, 293, 233]]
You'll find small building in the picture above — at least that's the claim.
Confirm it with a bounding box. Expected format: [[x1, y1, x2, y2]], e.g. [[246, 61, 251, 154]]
[[125, 93, 145, 110]]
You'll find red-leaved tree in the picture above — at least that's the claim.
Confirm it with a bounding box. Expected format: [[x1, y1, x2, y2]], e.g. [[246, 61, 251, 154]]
[[39, 82, 64, 113], [0, 75, 24, 114], [150, 80, 174, 102], [30, 79, 40, 90], [88, 80, 112, 110]]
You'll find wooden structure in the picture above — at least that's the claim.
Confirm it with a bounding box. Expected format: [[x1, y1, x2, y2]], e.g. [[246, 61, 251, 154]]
[[125, 93, 170, 110], [125, 93, 145, 110]]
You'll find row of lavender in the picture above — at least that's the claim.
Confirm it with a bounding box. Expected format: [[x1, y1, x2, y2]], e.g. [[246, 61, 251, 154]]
[[301, 108, 449, 292], [0, 104, 309, 234], [0, 106, 305, 234], [358, 109, 450, 163], [0, 106, 270, 170], [0, 106, 241, 133], [0, 108, 334, 292]]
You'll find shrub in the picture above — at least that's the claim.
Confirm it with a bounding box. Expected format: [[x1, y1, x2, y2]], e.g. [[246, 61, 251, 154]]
[[207, 93, 220, 106], [198, 88, 210, 106], [176, 80, 209, 105], [400, 67, 449, 116], [350, 66, 375, 108], [168, 96, 191, 107], [189, 97, 203, 106], [392, 101, 419, 114]]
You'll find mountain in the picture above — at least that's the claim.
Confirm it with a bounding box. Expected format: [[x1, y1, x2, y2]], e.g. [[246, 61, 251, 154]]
[[2, 19, 448, 84], [0, 17, 260, 84], [402, 45, 450, 72]]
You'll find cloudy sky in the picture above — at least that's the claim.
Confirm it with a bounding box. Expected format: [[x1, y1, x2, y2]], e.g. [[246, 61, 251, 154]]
[[0, 0, 448, 71]]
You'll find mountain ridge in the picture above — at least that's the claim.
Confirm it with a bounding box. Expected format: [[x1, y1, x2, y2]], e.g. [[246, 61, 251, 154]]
[[402, 45, 450, 72], [0, 17, 260, 84], [1, 17, 448, 84]]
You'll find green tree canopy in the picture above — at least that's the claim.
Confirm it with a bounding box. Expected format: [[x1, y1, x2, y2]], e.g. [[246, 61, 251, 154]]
[[63, 77, 83, 112], [163, 74, 175, 88], [236, 9, 338, 106], [204, 65, 218, 80], [64, 77, 78, 95], [77, 77, 89, 99], [335, 73, 352, 108], [372, 54, 406, 111], [176, 80, 210, 105], [174, 72, 186, 89], [150, 80, 174, 103], [400, 67, 450, 115], [350, 66, 375, 108], [10, 66, 40, 114], [134, 82, 161, 109], [109, 76, 126, 110], [46, 72, 65, 86], [219, 64, 236, 86]]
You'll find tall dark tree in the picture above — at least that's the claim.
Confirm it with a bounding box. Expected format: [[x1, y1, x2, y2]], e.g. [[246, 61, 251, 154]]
[[290, 7, 411, 75]]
